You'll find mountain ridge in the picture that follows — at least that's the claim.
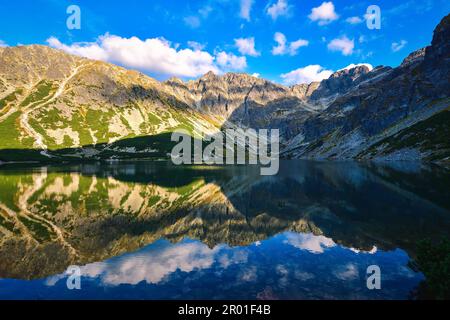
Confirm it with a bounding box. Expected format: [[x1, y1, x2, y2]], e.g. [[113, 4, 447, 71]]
[[0, 13, 449, 163]]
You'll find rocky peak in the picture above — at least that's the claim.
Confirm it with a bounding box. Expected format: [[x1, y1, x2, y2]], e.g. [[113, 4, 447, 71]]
[[310, 65, 371, 101], [401, 47, 426, 67], [331, 65, 371, 80], [200, 70, 219, 81], [427, 13, 450, 59], [165, 77, 184, 85], [420, 13, 450, 96], [222, 72, 260, 86]]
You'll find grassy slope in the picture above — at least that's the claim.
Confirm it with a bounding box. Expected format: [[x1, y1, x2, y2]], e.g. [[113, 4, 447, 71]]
[[0, 79, 220, 162], [360, 108, 450, 161]]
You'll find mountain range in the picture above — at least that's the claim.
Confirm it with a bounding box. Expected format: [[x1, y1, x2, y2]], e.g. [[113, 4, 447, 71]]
[[0, 14, 449, 163]]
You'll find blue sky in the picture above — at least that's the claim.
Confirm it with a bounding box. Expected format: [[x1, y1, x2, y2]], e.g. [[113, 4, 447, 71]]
[[0, 0, 449, 84]]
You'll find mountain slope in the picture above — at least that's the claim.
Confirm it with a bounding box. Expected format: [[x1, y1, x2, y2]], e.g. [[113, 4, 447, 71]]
[[0, 45, 222, 161], [283, 14, 450, 161]]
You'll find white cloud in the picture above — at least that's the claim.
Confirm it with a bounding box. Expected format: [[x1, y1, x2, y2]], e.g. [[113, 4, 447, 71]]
[[272, 32, 287, 55], [86, 242, 218, 285], [338, 63, 373, 72], [391, 40, 407, 52], [333, 263, 359, 280], [281, 65, 333, 85], [47, 34, 247, 78], [46, 241, 248, 287], [239, 266, 257, 282], [272, 32, 308, 56], [346, 16, 363, 24], [47, 36, 110, 61], [289, 39, 309, 54], [327, 36, 354, 56], [187, 41, 206, 51], [0, 40, 7, 47], [251, 73, 260, 78], [234, 37, 260, 57], [184, 15, 201, 28], [308, 1, 339, 25], [284, 232, 336, 253], [240, 0, 254, 21], [266, 0, 291, 20], [216, 51, 247, 70]]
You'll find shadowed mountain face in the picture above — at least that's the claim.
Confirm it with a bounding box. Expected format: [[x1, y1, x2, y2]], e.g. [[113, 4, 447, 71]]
[[1, 15, 449, 163], [1, 161, 449, 281], [282, 14, 450, 161]]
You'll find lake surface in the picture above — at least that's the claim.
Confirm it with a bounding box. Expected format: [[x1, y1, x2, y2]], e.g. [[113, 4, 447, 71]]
[[0, 160, 449, 300]]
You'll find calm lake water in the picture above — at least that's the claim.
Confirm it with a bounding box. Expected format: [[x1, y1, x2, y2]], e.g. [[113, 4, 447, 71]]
[[0, 160, 449, 300]]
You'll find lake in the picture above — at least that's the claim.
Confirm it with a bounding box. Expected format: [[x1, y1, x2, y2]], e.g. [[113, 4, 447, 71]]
[[0, 160, 449, 299]]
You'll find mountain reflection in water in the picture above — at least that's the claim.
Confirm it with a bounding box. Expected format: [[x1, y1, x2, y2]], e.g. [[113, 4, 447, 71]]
[[0, 160, 449, 299]]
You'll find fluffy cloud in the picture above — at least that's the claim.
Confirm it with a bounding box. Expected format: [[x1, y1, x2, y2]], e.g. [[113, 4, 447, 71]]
[[289, 39, 309, 54], [47, 34, 247, 78], [46, 241, 248, 286], [308, 1, 339, 25], [284, 232, 336, 254], [216, 51, 247, 70], [89, 242, 218, 285], [187, 41, 206, 51], [240, 0, 254, 21], [272, 32, 287, 55], [327, 36, 354, 55], [391, 40, 407, 52], [280, 65, 333, 85], [234, 37, 260, 56], [266, 0, 291, 20], [346, 16, 363, 24], [0, 40, 7, 47], [272, 32, 308, 56]]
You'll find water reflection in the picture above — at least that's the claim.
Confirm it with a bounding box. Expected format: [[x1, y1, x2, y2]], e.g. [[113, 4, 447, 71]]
[[0, 160, 449, 299]]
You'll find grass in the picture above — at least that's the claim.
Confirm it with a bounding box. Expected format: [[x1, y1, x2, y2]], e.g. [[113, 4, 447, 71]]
[[361, 109, 450, 161], [0, 88, 23, 110], [20, 80, 55, 107], [0, 111, 35, 149]]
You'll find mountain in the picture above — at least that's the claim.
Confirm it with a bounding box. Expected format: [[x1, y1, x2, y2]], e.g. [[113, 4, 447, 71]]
[[0, 45, 222, 161], [283, 14, 450, 161], [0, 14, 449, 163], [165, 71, 318, 140]]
